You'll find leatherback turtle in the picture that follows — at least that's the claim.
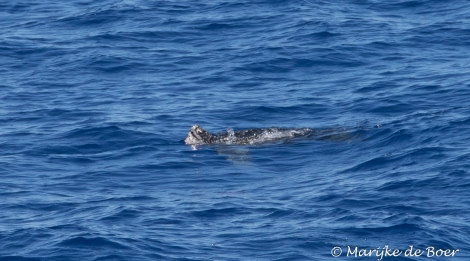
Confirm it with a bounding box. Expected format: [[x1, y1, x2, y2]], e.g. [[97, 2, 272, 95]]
[[184, 124, 342, 145]]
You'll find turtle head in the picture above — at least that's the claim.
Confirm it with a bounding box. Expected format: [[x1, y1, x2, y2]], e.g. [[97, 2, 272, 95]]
[[185, 125, 213, 145]]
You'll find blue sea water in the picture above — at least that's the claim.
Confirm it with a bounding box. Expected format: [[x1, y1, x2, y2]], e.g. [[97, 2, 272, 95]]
[[1, 0, 470, 260]]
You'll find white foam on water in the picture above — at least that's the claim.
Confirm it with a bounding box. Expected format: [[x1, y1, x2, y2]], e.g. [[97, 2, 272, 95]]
[[225, 128, 236, 144]]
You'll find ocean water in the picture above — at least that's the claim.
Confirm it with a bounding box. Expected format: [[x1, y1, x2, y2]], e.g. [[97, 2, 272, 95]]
[[1, 0, 470, 260]]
